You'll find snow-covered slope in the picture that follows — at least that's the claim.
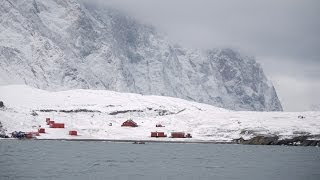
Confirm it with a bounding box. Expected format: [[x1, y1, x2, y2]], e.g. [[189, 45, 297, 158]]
[[0, 85, 318, 141], [0, 0, 282, 111]]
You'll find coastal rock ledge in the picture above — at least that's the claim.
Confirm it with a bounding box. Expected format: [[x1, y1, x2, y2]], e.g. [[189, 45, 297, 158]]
[[234, 135, 320, 146]]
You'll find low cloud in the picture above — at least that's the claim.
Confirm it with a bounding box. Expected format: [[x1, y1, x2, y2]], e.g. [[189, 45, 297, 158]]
[[85, 0, 320, 111]]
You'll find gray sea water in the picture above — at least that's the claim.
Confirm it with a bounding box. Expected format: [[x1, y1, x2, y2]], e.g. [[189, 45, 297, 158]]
[[0, 140, 319, 180]]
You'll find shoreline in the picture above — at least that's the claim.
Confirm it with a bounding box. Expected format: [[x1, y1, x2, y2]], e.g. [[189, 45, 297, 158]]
[[0, 137, 234, 144], [34, 138, 235, 144], [1, 136, 319, 146]]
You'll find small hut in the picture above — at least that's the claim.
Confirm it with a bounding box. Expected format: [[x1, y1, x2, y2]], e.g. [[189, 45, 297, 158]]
[[38, 128, 45, 133], [121, 119, 138, 127], [50, 123, 65, 128], [69, 131, 77, 136], [151, 132, 167, 138]]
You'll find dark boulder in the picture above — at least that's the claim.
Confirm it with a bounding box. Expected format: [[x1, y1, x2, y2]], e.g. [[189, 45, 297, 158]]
[[0, 101, 3, 108]]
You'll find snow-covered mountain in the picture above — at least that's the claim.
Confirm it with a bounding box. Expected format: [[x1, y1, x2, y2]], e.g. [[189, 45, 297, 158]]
[[0, 0, 282, 111], [0, 85, 318, 141]]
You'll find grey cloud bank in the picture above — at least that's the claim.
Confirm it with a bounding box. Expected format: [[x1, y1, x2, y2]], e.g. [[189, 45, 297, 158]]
[[86, 0, 320, 111]]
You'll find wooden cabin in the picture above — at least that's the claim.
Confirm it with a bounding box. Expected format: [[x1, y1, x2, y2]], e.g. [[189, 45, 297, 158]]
[[121, 119, 138, 127], [171, 132, 192, 138], [151, 131, 167, 138], [38, 128, 45, 133], [69, 131, 77, 136], [50, 123, 65, 128], [171, 132, 185, 138]]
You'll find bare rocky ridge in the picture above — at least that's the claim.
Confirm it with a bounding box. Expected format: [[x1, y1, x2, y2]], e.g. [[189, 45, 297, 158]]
[[0, 0, 282, 111]]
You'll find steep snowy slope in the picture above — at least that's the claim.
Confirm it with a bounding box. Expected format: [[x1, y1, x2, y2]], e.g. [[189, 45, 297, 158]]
[[0, 0, 282, 111], [0, 85, 318, 141]]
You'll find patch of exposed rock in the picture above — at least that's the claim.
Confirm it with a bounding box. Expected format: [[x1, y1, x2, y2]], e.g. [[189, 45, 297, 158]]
[[234, 135, 320, 146]]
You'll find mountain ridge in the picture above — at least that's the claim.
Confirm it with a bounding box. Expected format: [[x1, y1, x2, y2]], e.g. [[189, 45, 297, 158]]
[[0, 0, 282, 111]]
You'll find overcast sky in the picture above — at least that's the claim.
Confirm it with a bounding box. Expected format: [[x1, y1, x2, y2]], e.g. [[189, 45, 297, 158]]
[[91, 0, 320, 111]]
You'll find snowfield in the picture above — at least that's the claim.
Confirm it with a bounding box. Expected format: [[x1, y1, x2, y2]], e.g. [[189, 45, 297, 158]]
[[0, 85, 319, 142]]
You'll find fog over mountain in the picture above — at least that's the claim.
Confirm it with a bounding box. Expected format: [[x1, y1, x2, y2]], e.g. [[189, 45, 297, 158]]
[[0, 0, 284, 111], [89, 0, 320, 111]]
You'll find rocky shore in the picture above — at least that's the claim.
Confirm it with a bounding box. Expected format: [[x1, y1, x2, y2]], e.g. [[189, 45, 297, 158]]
[[235, 135, 320, 146]]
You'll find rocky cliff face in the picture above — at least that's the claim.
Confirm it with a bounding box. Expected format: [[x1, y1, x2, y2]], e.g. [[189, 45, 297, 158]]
[[0, 0, 282, 111]]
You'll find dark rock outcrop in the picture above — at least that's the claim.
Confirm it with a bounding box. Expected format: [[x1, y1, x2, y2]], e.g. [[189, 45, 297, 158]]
[[235, 135, 320, 146], [0, 101, 4, 108], [37, 109, 101, 113], [235, 136, 279, 145], [0, 121, 9, 138]]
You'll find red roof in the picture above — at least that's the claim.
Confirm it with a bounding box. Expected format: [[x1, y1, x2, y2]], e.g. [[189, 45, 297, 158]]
[[121, 119, 138, 127]]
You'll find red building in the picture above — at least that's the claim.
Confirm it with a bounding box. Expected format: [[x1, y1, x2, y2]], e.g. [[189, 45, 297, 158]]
[[171, 132, 186, 138], [69, 131, 77, 136], [47, 121, 55, 125], [151, 132, 167, 138], [171, 132, 192, 138], [121, 120, 138, 127], [50, 123, 65, 128], [38, 128, 45, 133]]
